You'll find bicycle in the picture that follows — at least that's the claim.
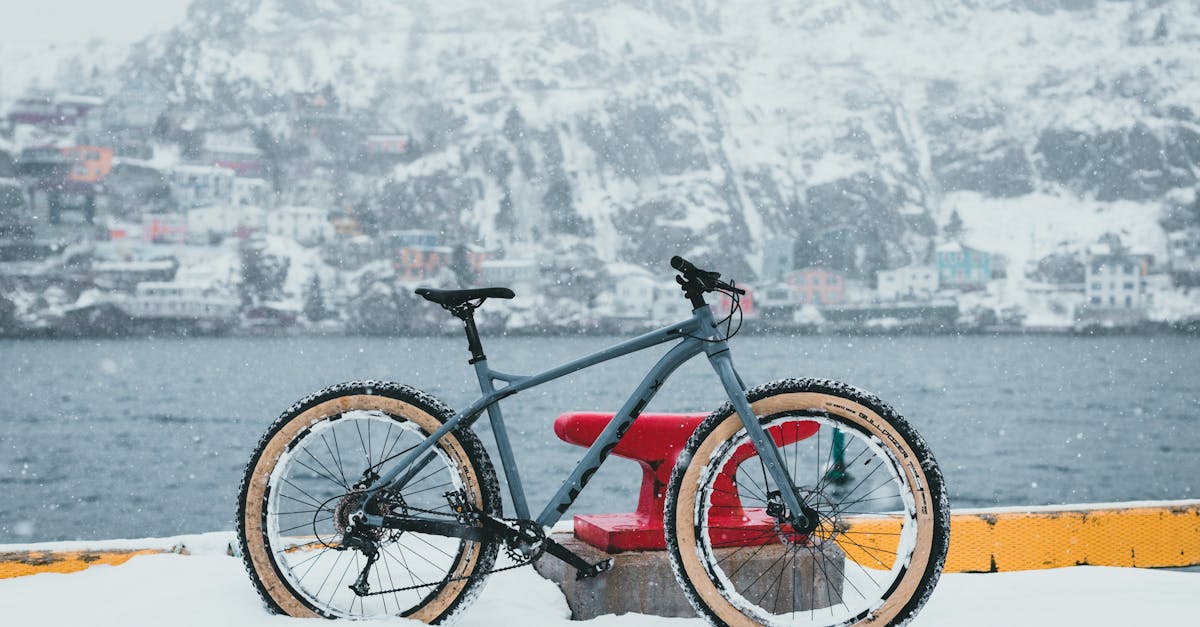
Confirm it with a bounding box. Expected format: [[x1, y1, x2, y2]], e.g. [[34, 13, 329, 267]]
[[236, 256, 949, 626]]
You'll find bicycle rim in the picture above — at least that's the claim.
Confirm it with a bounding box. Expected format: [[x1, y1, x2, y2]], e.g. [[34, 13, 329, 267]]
[[670, 385, 944, 627], [260, 408, 482, 618]]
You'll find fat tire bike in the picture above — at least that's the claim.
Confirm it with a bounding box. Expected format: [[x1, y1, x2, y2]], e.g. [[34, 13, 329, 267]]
[[237, 256, 949, 626]]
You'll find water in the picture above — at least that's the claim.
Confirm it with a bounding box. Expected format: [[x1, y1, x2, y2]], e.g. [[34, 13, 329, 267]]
[[1, 333, 1197, 543]]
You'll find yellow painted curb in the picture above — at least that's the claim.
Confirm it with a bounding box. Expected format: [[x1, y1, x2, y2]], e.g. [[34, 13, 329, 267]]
[[0, 549, 176, 579], [842, 500, 1200, 572], [943, 501, 1200, 572]]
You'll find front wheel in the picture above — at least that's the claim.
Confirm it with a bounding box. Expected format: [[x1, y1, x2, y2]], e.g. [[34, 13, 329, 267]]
[[665, 378, 949, 627], [237, 381, 501, 623]]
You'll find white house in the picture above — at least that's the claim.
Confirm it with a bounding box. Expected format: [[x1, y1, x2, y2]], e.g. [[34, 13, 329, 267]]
[[1084, 244, 1152, 310], [266, 206, 333, 245], [604, 263, 657, 319], [1167, 227, 1200, 275], [479, 259, 538, 291], [877, 265, 939, 301], [651, 283, 692, 323], [171, 164, 235, 208], [187, 204, 266, 242], [233, 177, 272, 207]]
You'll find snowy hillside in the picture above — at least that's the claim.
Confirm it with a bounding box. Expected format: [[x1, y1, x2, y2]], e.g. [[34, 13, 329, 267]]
[[10, 0, 1200, 280]]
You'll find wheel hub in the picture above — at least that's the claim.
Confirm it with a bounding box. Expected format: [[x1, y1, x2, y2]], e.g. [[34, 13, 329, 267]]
[[333, 490, 395, 540], [769, 488, 838, 548]]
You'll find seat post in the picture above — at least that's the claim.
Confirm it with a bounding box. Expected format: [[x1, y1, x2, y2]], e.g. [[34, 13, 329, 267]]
[[462, 314, 487, 364], [456, 307, 487, 364]]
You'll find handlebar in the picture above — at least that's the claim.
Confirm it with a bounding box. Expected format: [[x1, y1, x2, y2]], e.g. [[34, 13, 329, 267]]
[[670, 256, 746, 295]]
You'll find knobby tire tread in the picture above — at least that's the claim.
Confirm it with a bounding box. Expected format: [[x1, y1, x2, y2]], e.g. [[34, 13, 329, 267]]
[[664, 377, 950, 627], [236, 380, 502, 624]]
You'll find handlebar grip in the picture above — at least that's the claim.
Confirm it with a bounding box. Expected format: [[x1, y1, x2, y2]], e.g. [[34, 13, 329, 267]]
[[670, 256, 692, 273]]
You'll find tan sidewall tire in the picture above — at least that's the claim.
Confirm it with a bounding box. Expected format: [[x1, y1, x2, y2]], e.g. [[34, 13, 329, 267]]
[[241, 393, 488, 622], [672, 391, 939, 627]]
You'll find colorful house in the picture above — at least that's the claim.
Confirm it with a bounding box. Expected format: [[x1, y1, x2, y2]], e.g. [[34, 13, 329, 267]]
[[61, 146, 114, 187], [935, 242, 991, 290], [784, 268, 844, 305], [143, 214, 187, 244], [394, 246, 452, 282]]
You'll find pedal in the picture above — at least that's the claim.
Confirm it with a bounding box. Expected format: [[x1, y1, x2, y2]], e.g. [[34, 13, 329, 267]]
[[576, 557, 614, 580], [538, 532, 612, 579]]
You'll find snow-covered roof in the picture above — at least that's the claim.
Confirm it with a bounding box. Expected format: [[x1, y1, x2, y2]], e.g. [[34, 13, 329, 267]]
[[481, 258, 537, 268]]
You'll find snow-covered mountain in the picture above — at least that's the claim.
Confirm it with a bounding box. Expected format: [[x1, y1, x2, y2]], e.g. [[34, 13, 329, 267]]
[[19, 0, 1200, 278]]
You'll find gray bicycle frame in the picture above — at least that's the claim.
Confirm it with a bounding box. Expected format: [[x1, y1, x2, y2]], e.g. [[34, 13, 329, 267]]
[[356, 302, 807, 530]]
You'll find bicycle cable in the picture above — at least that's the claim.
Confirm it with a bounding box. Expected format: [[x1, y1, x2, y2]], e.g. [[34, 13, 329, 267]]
[[679, 279, 743, 343]]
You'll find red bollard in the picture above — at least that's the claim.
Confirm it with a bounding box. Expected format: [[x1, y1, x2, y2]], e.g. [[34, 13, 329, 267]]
[[554, 412, 817, 552]]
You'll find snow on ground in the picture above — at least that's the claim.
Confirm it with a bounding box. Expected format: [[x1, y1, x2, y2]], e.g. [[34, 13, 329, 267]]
[[0, 532, 1197, 626]]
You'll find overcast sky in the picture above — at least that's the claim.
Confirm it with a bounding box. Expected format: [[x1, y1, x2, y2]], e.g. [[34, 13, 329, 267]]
[[0, 0, 190, 46]]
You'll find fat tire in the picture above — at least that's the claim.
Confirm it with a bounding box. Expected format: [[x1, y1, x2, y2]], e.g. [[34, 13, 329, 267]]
[[664, 378, 949, 627], [236, 380, 501, 624]]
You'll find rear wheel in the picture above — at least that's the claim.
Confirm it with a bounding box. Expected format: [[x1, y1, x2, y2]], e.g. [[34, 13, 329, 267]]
[[665, 378, 948, 626], [237, 381, 500, 623]]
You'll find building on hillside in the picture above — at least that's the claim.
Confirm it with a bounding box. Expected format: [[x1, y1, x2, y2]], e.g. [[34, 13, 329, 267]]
[[14, 145, 111, 227], [143, 214, 187, 244], [877, 265, 938, 301], [651, 283, 693, 323], [61, 146, 114, 190], [292, 88, 348, 135], [15, 146, 69, 181], [391, 245, 449, 282], [936, 242, 991, 290], [233, 177, 272, 207], [171, 164, 235, 208], [604, 263, 657, 319], [324, 236, 380, 270], [7, 93, 102, 128], [187, 205, 266, 243], [479, 258, 538, 292], [1078, 243, 1152, 324], [200, 129, 263, 175], [56, 95, 104, 130], [784, 268, 844, 305], [366, 133, 410, 156], [330, 213, 361, 238], [266, 206, 332, 245], [7, 95, 58, 126], [1167, 227, 1200, 285]]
